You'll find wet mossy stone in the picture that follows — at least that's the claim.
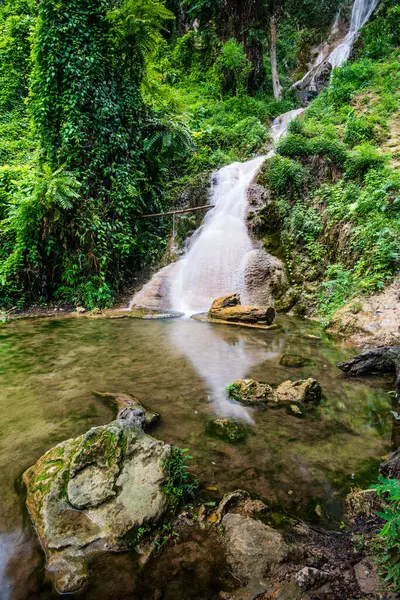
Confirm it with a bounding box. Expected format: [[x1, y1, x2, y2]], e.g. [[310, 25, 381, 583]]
[[226, 379, 275, 407], [23, 419, 175, 594], [279, 354, 315, 368], [206, 418, 246, 443]]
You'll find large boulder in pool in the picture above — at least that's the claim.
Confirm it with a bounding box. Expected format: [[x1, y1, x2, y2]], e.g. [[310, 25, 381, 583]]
[[209, 295, 275, 325], [23, 408, 177, 594]]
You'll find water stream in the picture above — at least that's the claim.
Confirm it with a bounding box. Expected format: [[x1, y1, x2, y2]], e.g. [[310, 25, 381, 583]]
[[0, 316, 394, 599], [294, 0, 380, 91]]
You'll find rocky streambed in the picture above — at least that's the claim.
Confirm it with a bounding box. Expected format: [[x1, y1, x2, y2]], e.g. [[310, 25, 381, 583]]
[[0, 311, 398, 599]]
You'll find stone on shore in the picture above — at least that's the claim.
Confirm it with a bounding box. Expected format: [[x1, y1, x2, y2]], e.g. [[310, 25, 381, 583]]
[[222, 513, 289, 582]]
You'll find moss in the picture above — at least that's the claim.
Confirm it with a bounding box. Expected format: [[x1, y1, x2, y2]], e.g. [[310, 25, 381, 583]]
[[206, 418, 247, 443]]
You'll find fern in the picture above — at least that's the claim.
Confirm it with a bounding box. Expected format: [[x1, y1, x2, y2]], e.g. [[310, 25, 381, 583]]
[[107, 0, 174, 72], [39, 164, 81, 210], [370, 477, 400, 590]]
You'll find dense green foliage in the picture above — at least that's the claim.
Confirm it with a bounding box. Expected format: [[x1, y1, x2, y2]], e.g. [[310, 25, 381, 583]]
[[0, 0, 398, 320], [260, 6, 400, 321], [370, 477, 400, 590]]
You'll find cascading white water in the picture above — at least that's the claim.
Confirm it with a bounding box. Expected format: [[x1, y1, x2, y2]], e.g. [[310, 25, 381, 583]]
[[293, 0, 379, 91], [169, 108, 304, 316], [170, 156, 264, 315], [130, 108, 304, 315], [328, 0, 380, 68]]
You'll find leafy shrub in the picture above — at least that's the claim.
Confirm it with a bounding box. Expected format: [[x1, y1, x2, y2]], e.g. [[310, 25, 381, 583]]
[[369, 477, 400, 591], [163, 447, 197, 503], [265, 155, 307, 196], [277, 133, 310, 158], [344, 112, 377, 147], [345, 143, 388, 180], [216, 38, 252, 96]]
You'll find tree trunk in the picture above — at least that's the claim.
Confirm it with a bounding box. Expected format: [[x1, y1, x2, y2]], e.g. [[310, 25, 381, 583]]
[[269, 14, 283, 100]]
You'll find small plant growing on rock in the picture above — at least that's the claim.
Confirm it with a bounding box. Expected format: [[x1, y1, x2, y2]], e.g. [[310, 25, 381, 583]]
[[163, 447, 198, 503], [369, 477, 400, 591]]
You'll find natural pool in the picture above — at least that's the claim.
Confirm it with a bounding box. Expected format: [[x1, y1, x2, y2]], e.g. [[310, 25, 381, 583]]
[[0, 315, 394, 599]]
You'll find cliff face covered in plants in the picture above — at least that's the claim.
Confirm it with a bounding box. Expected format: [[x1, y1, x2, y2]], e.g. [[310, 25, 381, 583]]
[[254, 5, 400, 332], [0, 0, 398, 317]]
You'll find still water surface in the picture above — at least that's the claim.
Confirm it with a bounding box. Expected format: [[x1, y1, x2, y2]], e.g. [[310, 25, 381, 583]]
[[0, 315, 393, 599]]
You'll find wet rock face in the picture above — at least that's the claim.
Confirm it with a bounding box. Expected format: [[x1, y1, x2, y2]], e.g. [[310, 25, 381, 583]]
[[209, 296, 275, 325], [23, 419, 172, 594], [244, 249, 289, 308]]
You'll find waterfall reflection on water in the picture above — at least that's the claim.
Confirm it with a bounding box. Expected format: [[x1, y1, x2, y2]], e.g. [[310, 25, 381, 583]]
[[167, 320, 285, 423]]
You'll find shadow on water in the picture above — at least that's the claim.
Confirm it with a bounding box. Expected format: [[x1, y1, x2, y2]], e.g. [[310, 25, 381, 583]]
[[0, 315, 394, 599]]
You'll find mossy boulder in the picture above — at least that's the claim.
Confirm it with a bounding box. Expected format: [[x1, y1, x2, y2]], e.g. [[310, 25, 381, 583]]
[[23, 416, 175, 594], [206, 418, 246, 443], [226, 379, 276, 407], [279, 354, 315, 368], [227, 378, 321, 410]]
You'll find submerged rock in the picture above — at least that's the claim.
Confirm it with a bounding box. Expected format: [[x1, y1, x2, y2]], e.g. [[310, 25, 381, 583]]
[[206, 418, 246, 443], [226, 379, 275, 406], [275, 379, 322, 406], [280, 354, 315, 368], [209, 295, 275, 325], [23, 417, 175, 594], [93, 391, 160, 427]]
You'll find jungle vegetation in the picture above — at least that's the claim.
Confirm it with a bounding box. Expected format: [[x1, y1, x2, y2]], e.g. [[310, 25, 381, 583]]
[[0, 0, 398, 316]]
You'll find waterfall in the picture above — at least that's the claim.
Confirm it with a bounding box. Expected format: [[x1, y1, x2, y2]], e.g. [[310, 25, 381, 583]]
[[169, 156, 264, 315], [293, 0, 379, 92], [130, 108, 304, 315], [328, 0, 380, 68]]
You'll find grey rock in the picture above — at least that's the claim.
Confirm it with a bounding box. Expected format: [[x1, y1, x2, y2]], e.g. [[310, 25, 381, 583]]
[[244, 249, 288, 308], [294, 566, 330, 590], [222, 513, 288, 582], [23, 420, 173, 594]]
